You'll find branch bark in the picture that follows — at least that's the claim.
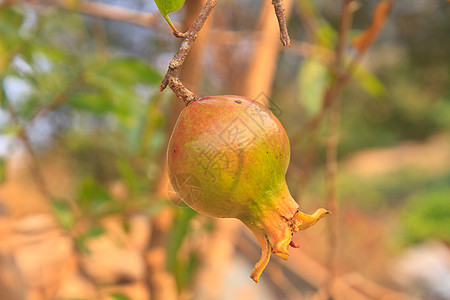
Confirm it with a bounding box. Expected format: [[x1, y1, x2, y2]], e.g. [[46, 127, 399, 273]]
[[272, 0, 291, 46], [159, 0, 218, 105]]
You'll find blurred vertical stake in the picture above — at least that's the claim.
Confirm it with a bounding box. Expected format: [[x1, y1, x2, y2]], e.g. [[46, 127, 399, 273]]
[[240, 0, 293, 99]]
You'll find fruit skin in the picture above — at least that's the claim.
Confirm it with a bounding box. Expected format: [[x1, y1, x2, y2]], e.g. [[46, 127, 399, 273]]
[[167, 95, 329, 282]]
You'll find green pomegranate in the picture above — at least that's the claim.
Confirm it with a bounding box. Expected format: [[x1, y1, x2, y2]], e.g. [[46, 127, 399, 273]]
[[167, 95, 329, 282]]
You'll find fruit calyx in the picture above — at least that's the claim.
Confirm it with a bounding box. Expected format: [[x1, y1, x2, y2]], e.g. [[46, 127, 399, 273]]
[[243, 190, 330, 282]]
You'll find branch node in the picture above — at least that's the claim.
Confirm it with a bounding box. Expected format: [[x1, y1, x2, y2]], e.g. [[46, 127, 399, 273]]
[[168, 77, 197, 106], [172, 30, 188, 38], [159, 0, 219, 104]]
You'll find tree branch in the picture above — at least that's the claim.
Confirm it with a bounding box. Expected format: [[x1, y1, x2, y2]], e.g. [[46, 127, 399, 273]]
[[4, 102, 53, 199], [324, 94, 340, 298], [26, 0, 158, 27], [168, 77, 197, 105], [323, 0, 353, 297], [272, 0, 291, 46], [159, 0, 218, 104]]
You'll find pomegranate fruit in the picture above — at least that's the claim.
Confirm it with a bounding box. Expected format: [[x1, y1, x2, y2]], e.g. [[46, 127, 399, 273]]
[[167, 95, 329, 282]]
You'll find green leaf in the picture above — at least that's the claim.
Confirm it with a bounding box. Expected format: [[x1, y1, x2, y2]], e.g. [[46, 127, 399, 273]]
[[74, 225, 107, 254], [83, 72, 140, 128], [166, 208, 197, 270], [316, 20, 337, 48], [110, 293, 131, 300], [0, 8, 24, 50], [154, 0, 185, 27], [297, 58, 329, 115], [84, 225, 106, 238], [173, 252, 199, 291], [0, 158, 5, 184], [115, 159, 140, 193], [353, 64, 387, 98], [68, 90, 116, 114], [89, 57, 162, 86], [401, 186, 450, 245], [75, 235, 91, 254], [78, 177, 113, 213], [51, 198, 75, 230], [296, 0, 337, 48], [0, 124, 22, 136], [167, 207, 197, 289], [80, 57, 162, 129], [166, 207, 198, 290]]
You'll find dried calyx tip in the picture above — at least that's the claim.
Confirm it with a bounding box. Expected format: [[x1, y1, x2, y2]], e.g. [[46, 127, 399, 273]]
[[250, 207, 330, 283], [293, 208, 331, 231]]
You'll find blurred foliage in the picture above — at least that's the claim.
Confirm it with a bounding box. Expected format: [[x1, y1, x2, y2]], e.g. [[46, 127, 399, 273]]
[[0, 158, 4, 183], [0, 3, 209, 292], [167, 207, 199, 291], [401, 186, 450, 245], [110, 293, 132, 300], [0, 4, 171, 257], [281, 1, 450, 157], [337, 170, 450, 212]]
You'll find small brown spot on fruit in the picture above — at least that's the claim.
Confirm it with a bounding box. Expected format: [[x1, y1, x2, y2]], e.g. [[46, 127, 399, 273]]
[[235, 100, 242, 104]]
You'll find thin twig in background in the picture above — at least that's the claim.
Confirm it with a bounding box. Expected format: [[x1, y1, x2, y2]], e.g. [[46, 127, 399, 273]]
[[89, 17, 111, 61], [324, 97, 341, 296], [324, 0, 353, 296], [26, 0, 158, 27], [28, 75, 83, 121], [3, 101, 53, 199]]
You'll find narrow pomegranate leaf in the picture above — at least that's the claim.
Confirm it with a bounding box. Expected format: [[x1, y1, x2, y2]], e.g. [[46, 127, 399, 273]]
[[298, 58, 329, 115], [352, 1, 394, 52], [154, 0, 185, 28], [353, 62, 387, 98]]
